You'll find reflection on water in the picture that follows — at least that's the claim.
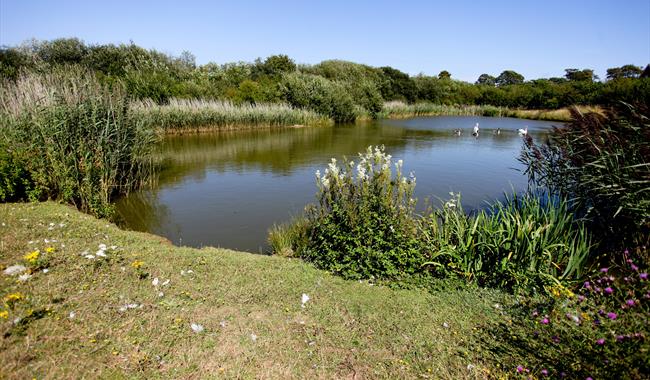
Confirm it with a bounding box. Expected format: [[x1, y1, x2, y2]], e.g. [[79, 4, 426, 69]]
[[116, 116, 558, 252]]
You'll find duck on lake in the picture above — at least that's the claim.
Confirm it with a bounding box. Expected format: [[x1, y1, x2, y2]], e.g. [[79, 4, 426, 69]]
[[453, 128, 462, 136], [518, 126, 528, 135], [472, 123, 480, 136], [493, 128, 501, 135]]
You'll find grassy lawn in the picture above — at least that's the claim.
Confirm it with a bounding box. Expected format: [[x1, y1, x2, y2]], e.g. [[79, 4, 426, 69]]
[[0, 202, 513, 379]]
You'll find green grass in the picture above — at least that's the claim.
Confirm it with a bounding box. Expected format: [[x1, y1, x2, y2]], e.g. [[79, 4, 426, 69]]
[[0, 202, 513, 379], [130, 98, 332, 133]]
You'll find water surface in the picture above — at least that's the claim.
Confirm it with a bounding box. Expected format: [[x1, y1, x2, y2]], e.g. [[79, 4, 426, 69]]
[[116, 116, 558, 252]]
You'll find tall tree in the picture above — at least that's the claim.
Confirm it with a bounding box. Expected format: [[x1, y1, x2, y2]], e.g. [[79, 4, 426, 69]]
[[495, 70, 524, 86], [606, 64, 643, 80], [565, 68, 597, 82], [476, 73, 496, 86], [438, 70, 451, 80]]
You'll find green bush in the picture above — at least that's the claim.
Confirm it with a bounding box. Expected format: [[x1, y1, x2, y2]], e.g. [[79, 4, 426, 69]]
[[521, 103, 650, 253], [0, 67, 157, 217], [296, 146, 423, 280], [280, 72, 356, 123]]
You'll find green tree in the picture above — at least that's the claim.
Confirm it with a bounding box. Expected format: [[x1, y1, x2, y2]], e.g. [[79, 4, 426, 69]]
[[496, 70, 524, 86], [476, 73, 496, 86], [606, 64, 643, 80], [565, 68, 597, 82], [438, 70, 451, 80]]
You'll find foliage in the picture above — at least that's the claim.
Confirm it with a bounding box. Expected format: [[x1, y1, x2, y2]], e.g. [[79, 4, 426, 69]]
[[476, 259, 649, 379], [280, 72, 356, 123], [420, 193, 592, 291], [130, 98, 330, 132], [521, 103, 650, 252], [296, 146, 423, 280], [0, 67, 156, 217], [496, 70, 525, 86]]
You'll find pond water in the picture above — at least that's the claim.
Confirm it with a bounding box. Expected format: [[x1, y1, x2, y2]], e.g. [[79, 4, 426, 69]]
[[115, 116, 559, 252]]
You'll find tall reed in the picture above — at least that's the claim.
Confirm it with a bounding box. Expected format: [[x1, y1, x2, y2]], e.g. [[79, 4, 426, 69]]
[[0, 67, 157, 217], [130, 98, 332, 132]]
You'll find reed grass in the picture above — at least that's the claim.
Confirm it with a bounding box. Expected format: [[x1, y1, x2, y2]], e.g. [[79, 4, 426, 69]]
[[0, 67, 157, 217], [379, 101, 601, 122], [130, 98, 332, 133]]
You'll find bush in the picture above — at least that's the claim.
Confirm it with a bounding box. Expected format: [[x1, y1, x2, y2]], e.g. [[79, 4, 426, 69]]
[[0, 67, 157, 217], [521, 103, 650, 253], [295, 146, 424, 280], [280, 72, 356, 123]]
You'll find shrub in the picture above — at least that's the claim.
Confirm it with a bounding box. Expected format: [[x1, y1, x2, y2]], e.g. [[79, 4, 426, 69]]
[[521, 103, 650, 253], [280, 72, 356, 123], [0, 67, 157, 217], [296, 146, 423, 280]]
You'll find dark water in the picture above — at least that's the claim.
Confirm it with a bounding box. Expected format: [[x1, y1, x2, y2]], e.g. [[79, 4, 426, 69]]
[[116, 116, 558, 252]]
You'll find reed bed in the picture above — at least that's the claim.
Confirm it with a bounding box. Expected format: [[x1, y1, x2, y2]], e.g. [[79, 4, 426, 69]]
[[130, 98, 332, 133], [379, 101, 599, 122], [0, 68, 157, 217]]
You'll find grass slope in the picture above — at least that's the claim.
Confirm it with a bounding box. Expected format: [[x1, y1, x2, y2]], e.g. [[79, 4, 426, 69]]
[[1, 202, 508, 379]]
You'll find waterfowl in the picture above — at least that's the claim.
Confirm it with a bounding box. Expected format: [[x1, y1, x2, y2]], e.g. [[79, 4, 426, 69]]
[[472, 123, 479, 136], [518, 126, 528, 135], [493, 128, 501, 135], [453, 129, 462, 136]]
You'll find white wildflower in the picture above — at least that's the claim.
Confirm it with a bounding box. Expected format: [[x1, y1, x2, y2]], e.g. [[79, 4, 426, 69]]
[[315, 170, 321, 179], [95, 250, 107, 258], [98, 243, 107, 251], [18, 273, 32, 282], [119, 303, 141, 312], [467, 364, 475, 371], [3, 265, 27, 276], [85, 254, 95, 260], [250, 333, 258, 342], [69, 311, 75, 319], [59, 223, 66, 228], [152, 278, 159, 287], [110, 245, 117, 250], [220, 320, 227, 328], [301, 293, 310, 308], [42, 268, 49, 273], [191, 323, 204, 333], [158, 292, 164, 298], [443, 322, 449, 328]]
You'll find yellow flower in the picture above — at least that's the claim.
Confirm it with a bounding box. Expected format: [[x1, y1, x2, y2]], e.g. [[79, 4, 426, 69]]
[[4, 293, 24, 307], [131, 260, 144, 269], [45, 247, 56, 253], [0, 310, 8, 319], [24, 250, 40, 264]]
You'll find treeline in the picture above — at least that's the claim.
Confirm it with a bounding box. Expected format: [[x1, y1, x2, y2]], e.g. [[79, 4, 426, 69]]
[[1, 38, 649, 122]]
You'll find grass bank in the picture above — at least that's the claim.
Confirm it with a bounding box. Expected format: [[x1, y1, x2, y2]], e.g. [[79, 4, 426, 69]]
[[130, 98, 332, 133], [1, 202, 512, 379], [379, 101, 602, 122]]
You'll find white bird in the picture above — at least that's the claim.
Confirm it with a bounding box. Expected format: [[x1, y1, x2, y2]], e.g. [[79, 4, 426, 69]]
[[453, 129, 462, 136], [518, 126, 528, 136], [472, 123, 479, 136]]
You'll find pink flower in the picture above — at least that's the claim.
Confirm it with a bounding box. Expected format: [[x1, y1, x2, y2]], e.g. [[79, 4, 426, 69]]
[[516, 365, 524, 373], [600, 267, 609, 273], [606, 312, 617, 320], [596, 338, 605, 345], [541, 369, 549, 376], [604, 287, 613, 295], [640, 273, 648, 280], [626, 299, 636, 307], [541, 318, 549, 325], [631, 264, 639, 271]]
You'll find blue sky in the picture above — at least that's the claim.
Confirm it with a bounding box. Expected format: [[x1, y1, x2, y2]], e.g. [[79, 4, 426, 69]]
[[1, 0, 649, 82]]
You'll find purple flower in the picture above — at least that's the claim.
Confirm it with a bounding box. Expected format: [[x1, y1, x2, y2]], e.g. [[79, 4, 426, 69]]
[[626, 299, 636, 307], [604, 287, 613, 295], [541, 318, 549, 325], [607, 312, 617, 320], [552, 335, 560, 344], [517, 365, 524, 373], [583, 281, 591, 289], [560, 372, 567, 378], [596, 338, 605, 345], [541, 369, 549, 376], [641, 273, 648, 280], [532, 310, 539, 317], [587, 377, 593, 380], [624, 249, 630, 255], [578, 295, 585, 302], [600, 267, 609, 273], [631, 264, 639, 271], [616, 335, 625, 342]]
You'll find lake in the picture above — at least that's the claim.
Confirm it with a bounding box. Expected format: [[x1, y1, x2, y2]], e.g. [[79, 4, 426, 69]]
[[115, 116, 559, 252]]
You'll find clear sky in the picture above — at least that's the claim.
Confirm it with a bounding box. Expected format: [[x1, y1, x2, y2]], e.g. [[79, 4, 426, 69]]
[[1, 0, 649, 82]]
